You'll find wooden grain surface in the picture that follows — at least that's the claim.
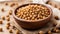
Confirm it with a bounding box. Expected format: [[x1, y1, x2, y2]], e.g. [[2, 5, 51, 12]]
[[0, 1, 60, 34]]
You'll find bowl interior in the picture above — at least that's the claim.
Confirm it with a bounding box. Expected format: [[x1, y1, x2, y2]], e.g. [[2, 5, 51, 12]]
[[13, 3, 52, 22]]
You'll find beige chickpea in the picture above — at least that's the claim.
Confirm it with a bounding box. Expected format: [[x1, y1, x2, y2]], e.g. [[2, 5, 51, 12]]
[[58, 7, 60, 10], [9, 29, 13, 33], [55, 29, 60, 33], [39, 16, 43, 19], [6, 17, 10, 21], [0, 28, 3, 32], [54, 16, 59, 20], [48, 31, 52, 34], [5, 3, 8, 6], [1, 16, 5, 20], [10, 3, 15, 7], [1, 8, 4, 12], [38, 31, 44, 34], [9, 10, 12, 15], [7, 22, 10, 26], [6, 25, 10, 29], [12, 26, 16, 29], [16, 30, 19, 34], [6, 15, 9, 17], [24, 18, 28, 20], [31, 17, 35, 20], [0, 20, 3, 24]]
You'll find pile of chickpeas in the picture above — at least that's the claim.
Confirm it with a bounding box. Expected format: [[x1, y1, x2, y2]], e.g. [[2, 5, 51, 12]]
[[16, 4, 50, 20], [0, 2, 22, 34]]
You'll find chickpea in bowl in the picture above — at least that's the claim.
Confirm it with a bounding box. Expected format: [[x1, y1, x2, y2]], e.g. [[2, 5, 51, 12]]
[[13, 3, 52, 30]]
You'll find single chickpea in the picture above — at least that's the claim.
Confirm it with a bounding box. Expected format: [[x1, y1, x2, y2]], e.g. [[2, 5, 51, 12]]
[[48, 31, 52, 34], [38, 31, 44, 34], [10, 3, 15, 7], [6, 25, 10, 29], [0, 20, 3, 24], [9, 10, 12, 15], [0, 28, 3, 32], [6, 17, 10, 21], [16, 30, 19, 34], [1, 8, 5, 12], [9, 29, 13, 33], [1, 16, 5, 20]]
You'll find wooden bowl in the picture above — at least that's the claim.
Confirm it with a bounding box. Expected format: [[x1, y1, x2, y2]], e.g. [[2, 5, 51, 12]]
[[13, 3, 53, 30]]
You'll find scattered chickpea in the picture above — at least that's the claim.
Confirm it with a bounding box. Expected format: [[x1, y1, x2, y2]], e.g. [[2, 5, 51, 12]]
[[9, 29, 13, 33], [59, 8, 60, 10], [38, 31, 44, 34], [6, 15, 9, 17], [10, 3, 15, 7], [48, 2, 52, 5], [55, 4, 57, 8], [5, 3, 8, 6], [51, 27, 57, 32], [55, 29, 60, 33], [12, 26, 16, 29], [0, 20, 3, 24], [54, 16, 59, 20], [1, 16, 5, 20], [9, 10, 12, 15], [53, 23, 57, 27], [1, 8, 4, 12], [46, 1, 50, 4], [57, 27, 60, 30], [0, 28, 3, 32], [6, 22, 10, 29], [52, 27, 60, 33], [6, 17, 10, 21], [16, 30, 19, 34], [6, 25, 10, 29], [48, 31, 52, 34], [7, 22, 10, 26]]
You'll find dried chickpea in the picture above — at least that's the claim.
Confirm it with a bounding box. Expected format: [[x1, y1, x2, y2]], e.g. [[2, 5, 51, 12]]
[[5, 3, 8, 6], [1, 16, 5, 20], [6, 25, 10, 29], [0, 20, 3, 24], [16, 14, 20, 17], [6, 15, 9, 17], [7, 22, 10, 26], [52, 23, 57, 27], [10, 3, 15, 7], [59, 8, 60, 10], [55, 29, 60, 33], [16, 30, 19, 34], [24, 18, 28, 20], [6, 17, 10, 21], [9, 29, 13, 33], [46, 1, 50, 4], [57, 27, 60, 30], [15, 3, 18, 6], [9, 10, 12, 15], [43, 16, 46, 19], [0, 28, 3, 32], [48, 31, 52, 34], [1, 8, 4, 12], [51, 27, 57, 32], [38, 31, 44, 34], [55, 4, 57, 8], [48, 2, 52, 5], [54, 16, 59, 20], [12, 26, 16, 29], [16, 4, 50, 20]]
